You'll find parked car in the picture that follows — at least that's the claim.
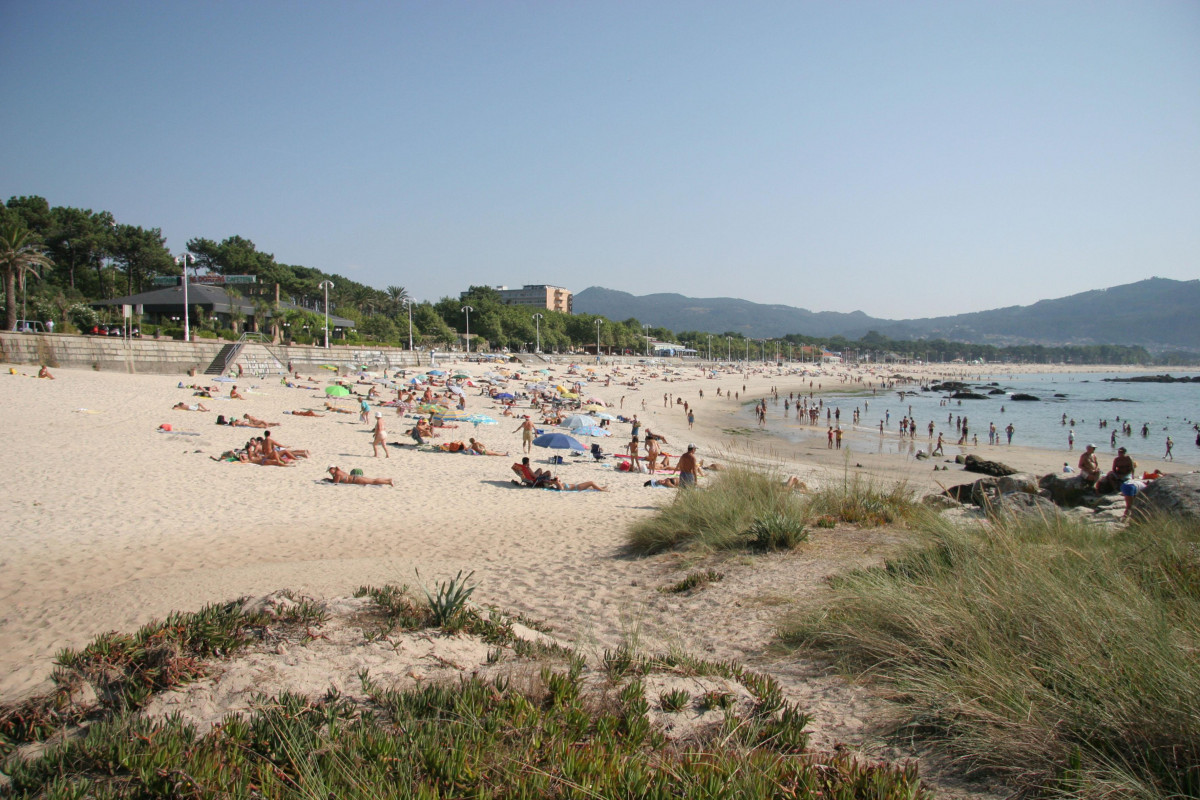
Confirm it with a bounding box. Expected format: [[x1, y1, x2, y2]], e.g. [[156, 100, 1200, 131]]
[[13, 319, 46, 333]]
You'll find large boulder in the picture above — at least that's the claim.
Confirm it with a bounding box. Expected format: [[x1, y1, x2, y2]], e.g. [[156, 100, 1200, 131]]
[[985, 492, 1063, 521], [964, 454, 1018, 477], [997, 473, 1039, 495], [1135, 473, 1200, 521], [1039, 473, 1094, 506]]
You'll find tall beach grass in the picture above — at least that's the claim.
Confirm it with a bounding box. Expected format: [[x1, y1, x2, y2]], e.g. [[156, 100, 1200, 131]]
[[781, 511, 1200, 798]]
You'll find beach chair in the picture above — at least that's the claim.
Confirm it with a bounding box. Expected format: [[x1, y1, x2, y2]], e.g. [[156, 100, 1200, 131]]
[[590, 443, 606, 461]]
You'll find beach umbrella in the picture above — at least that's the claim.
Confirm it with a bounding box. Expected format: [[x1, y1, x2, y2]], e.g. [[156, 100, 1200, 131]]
[[447, 385, 465, 395], [532, 432, 587, 452], [561, 414, 597, 429], [319, 364, 339, 371], [574, 425, 611, 437], [494, 392, 515, 400], [467, 414, 497, 427], [429, 369, 446, 376], [583, 404, 606, 412], [453, 372, 471, 379], [433, 409, 472, 423], [594, 412, 617, 421], [419, 403, 447, 413], [325, 385, 350, 397]]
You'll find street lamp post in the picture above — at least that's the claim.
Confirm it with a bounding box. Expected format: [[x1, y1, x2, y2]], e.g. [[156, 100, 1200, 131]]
[[402, 298, 413, 351], [318, 280, 334, 349], [726, 336, 731, 362], [594, 318, 603, 358], [460, 306, 474, 355], [174, 253, 195, 342], [745, 339, 750, 362], [532, 313, 544, 354], [643, 324, 651, 356], [707, 334, 712, 361]]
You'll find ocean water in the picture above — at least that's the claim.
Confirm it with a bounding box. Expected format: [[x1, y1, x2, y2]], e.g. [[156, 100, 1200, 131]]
[[752, 371, 1200, 467]]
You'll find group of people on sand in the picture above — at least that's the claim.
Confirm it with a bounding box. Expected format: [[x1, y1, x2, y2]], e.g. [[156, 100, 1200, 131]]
[[1075, 443, 1165, 519], [211, 430, 310, 466], [511, 457, 607, 491]]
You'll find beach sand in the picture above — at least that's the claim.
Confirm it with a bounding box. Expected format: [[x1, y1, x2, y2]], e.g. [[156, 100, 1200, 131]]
[[0, 358, 1183, 770]]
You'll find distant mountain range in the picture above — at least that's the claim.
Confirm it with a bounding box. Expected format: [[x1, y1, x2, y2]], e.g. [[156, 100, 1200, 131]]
[[573, 278, 1200, 352]]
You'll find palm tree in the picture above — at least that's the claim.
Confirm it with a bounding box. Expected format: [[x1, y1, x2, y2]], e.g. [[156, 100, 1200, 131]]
[[386, 285, 410, 318], [0, 224, 53, 331]]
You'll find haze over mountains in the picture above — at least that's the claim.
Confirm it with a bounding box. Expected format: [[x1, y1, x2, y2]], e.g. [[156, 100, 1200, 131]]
[[573, 278, 1200, 352]]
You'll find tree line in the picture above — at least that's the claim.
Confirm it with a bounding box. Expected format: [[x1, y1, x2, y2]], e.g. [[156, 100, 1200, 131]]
[[1, 195, 1192, 364]]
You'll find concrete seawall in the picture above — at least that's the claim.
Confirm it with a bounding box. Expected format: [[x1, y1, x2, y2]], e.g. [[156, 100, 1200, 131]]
[[1, 333, 426, 375]]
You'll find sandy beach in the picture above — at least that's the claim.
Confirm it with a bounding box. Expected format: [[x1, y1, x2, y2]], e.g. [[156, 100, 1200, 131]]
[[0, 357, 1185, 763]]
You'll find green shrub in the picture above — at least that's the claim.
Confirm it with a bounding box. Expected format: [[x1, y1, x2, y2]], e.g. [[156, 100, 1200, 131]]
[[804, 473, 919, 527], [195, 329, 218, 340], [659, 569, 725, 594], [781, 511, 1200, 799]]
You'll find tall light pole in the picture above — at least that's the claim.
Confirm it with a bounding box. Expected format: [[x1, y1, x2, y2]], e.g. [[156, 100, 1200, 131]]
[[460, 306, 474, 355], [318, 280, 334, 349], [745, 339, 750, 362], [594, 318, 603, 357], [726, 336, 731, 362], [643, 323, 651, 356], [402, 298, 413, 350], [175, 253, 195, 342], [707, 334, 712, 361], [532, 313, 544, 353]]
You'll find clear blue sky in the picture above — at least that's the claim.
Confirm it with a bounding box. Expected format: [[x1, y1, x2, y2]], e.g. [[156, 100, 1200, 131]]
[[3, 1, 1197, 317]]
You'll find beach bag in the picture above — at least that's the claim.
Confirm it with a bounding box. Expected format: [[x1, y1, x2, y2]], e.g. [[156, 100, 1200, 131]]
[[551, 455, 565, 464]]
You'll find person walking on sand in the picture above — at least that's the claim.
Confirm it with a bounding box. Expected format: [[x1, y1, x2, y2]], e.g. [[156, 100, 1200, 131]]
[[1005, 423, 1015, 444], [687, 409, 695, 429], [372, 412, 389, 458], [514, 415, 535, 454], [933, 433, 945, 456]]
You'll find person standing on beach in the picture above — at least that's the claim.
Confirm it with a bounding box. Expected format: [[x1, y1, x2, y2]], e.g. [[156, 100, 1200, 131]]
[[687, 409, 695, 429], [1165, 436, 1174, 461], [676, 444, 699, 488], [1006, 423, 1015, 444], [1068, 429, 1075, 450], [372, 412, 389, 458], [514, 415, 535, 454]]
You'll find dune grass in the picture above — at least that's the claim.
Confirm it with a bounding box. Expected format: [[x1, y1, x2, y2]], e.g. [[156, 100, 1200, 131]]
[[627, 467, 918, 555], [781, 511, 1200, 799], [1, 590, 931, 799], [627, 468, 809, 554]]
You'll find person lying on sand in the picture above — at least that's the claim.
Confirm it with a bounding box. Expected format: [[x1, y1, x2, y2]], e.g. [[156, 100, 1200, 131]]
[[38, 366, 54, 380], [326, 466, 393, 486], [644, 477, 679, 488], [469, 438, 508, 456], [324, 402, 355, 413], [243, 413, 279, 427], [173, 402, 210, 412], [286, 410, 323, 417], [547, 478, 608, 491]]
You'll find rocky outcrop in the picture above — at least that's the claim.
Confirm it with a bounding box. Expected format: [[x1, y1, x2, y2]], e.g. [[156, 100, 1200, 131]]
[[1010, 393, 1040, 401], [997, 473, 1039, 495], [1135, 473, 1200, 521], [1039, 473, 1094, 507], [1102, 374, 1200, 383], [984, 492, 1062, 521], [963, 455, 1017, 477], [951, 391, 989, 400]]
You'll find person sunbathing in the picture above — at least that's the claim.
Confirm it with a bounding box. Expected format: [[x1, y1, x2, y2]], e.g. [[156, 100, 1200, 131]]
[[243, 413, 279, 427], [38, 366, 54, 380], [173, 402, 210, 412], [469, 438, 508, 456], [229, 417, 271, 428], [326, 466, 393, 486], [644, 477, 679, 488], [287, 409, 323, 417], [550, 479, 608, 491], [230, 385, 245, 399], [324, 402, 355, 413], [512, 458, 553, 487]]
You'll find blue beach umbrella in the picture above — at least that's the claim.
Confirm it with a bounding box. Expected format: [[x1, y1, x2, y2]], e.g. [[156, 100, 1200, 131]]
[[573, 425, 611, 437], [494, 392, 516, 400], [428, 369, 446, 376], [561, 414, 597, 429], [532, 432, 587, 452]]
